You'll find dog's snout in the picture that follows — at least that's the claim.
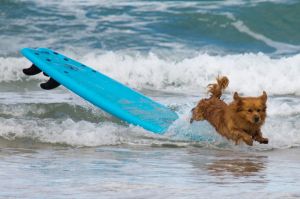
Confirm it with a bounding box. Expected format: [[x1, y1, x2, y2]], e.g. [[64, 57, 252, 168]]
[[254, 115, 260, 123]]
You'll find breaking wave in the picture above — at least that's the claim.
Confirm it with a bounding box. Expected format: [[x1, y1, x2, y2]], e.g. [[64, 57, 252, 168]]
[[1, 51, 300, 95]]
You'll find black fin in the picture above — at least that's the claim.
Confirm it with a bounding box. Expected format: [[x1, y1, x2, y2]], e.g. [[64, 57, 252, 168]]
[[40, 78, 60, 90], [23, 64, 42, 76]]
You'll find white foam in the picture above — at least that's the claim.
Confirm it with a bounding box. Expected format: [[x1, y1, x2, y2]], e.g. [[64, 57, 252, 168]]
[[0, 57, 32, 82], [1, 97, 300, 149], [81, 51, 300, 96], [0, 117, 155, 147], [2, 52, 300, 96]]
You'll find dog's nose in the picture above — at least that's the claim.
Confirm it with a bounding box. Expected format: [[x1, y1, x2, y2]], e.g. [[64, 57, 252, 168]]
[[254, 116, 260, 123]]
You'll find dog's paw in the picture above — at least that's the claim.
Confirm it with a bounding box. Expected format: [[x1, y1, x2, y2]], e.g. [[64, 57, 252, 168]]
[[243, 136, 253, 146], [259, 138, 269, 144], [254, 136, 269, 144]]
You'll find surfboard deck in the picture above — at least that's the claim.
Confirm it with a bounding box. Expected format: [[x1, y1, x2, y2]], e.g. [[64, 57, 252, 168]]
[[21, 48, 178, 134]]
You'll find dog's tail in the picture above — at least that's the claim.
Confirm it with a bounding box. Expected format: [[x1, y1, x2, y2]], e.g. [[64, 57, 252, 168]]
[[207, 76, 229, 99]]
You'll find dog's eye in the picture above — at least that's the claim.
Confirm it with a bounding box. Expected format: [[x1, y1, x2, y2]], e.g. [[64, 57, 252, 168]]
[[248, 109, 253, 113]]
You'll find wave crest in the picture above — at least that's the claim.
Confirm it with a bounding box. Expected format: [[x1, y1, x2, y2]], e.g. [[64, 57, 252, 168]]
[[2, 52, 300, 96]]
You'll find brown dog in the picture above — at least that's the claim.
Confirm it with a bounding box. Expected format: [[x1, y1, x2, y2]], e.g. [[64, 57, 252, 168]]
[[190, 76, 268, 146]]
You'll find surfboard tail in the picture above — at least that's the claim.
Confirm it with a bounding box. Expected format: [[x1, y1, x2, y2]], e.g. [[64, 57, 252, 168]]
[[23, 64, 42, 76], [40, 78, 61, 90], [23, 61, 60, 90]]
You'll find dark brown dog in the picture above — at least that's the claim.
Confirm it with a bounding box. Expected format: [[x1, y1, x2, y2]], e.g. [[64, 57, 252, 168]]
[[190, 76, 268, 146]]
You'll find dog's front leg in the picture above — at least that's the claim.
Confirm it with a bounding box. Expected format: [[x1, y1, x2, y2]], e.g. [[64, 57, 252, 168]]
[[231, 130, 253, 146], [253, 130, 269, 144], [190, 105, 205, 123]]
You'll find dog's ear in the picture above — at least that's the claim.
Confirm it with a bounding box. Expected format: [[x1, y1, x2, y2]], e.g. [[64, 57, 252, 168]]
[[233, 92, 240, 101], [260, 91, 267, 102], [234, 92, 243, 112]]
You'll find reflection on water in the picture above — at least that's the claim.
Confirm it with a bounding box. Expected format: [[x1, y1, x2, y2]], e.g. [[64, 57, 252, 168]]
[[186, 148, 269, 185], [206, 157, 266, 177], [1, 143, 300, 198]]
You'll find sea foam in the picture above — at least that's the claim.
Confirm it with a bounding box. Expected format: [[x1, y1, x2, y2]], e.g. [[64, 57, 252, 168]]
[[2, 51, 300, 96], [2, 51, 300, 149]]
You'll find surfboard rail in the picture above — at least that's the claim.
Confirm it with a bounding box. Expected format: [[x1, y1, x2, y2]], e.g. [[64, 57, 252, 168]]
[[21, 48, 178, 134]]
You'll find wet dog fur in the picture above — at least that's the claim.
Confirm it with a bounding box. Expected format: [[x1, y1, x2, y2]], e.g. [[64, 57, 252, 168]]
[[190, 76, 268, 146]]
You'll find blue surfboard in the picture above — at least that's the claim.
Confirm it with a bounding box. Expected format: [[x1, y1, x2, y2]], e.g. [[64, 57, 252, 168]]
[[21, 48, 178, 134]]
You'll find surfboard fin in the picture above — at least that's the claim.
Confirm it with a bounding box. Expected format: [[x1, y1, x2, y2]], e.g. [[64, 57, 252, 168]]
[[23, 64, 42, 76], [40, 78, 61, 90]]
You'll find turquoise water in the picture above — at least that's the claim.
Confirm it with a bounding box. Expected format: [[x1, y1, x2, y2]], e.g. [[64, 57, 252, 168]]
[[1, 0, 300, 198], [1, 0, 300, 55]]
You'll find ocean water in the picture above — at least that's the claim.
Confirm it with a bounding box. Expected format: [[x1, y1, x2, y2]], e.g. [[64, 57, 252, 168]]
[[1, 0, 300, 198]]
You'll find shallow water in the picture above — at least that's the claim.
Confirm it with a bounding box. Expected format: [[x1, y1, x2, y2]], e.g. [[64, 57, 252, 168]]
[[1, 142, 300, 199], [1, 89, 300, 198], [1, 0, 300, 198]]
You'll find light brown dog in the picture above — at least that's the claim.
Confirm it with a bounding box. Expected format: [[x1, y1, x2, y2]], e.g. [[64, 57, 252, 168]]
[[190, 76, 268, 146]]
